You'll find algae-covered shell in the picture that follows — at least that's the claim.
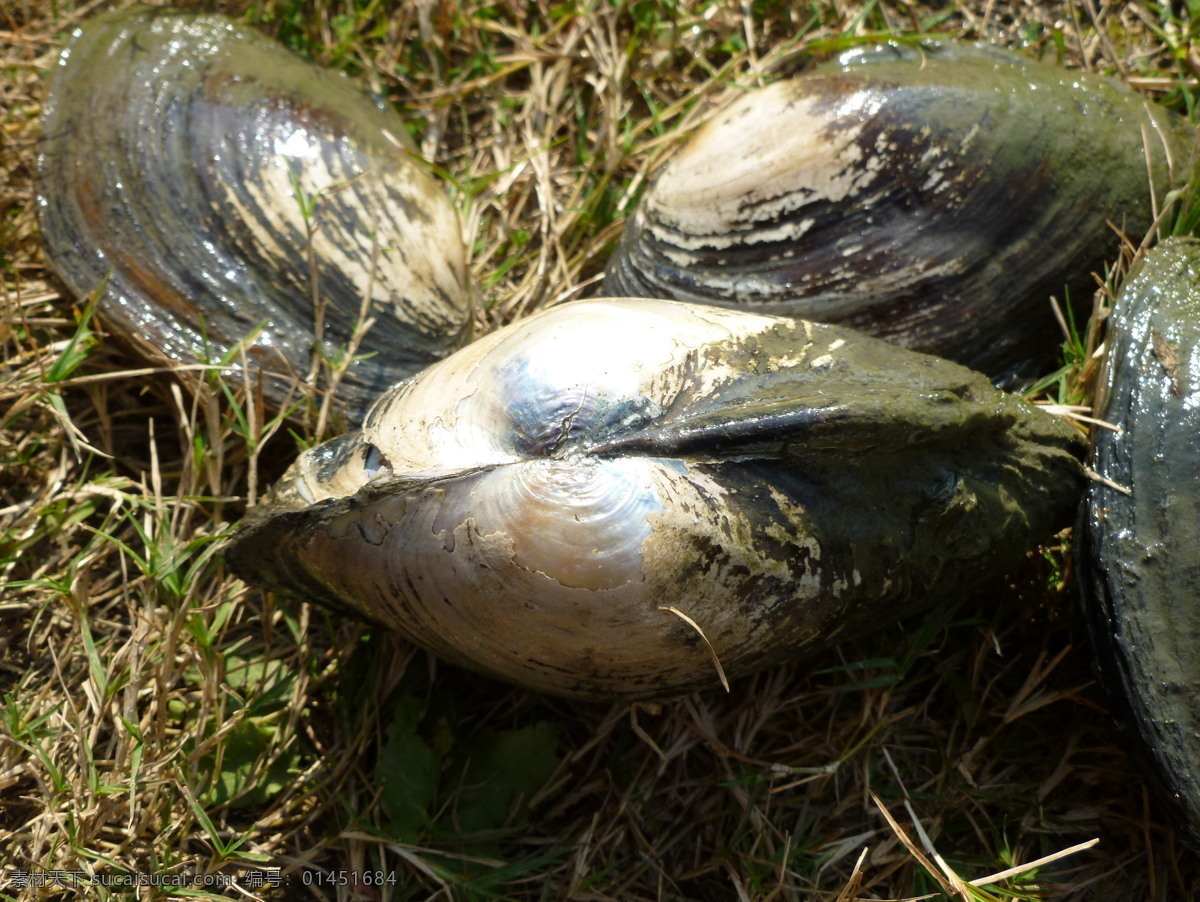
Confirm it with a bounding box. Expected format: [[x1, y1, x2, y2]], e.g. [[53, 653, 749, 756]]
[[229, 297, 1083, 701], [1081, 238, 1200, 841], [37, 6, 471, 419], [604, 42, 1196, 381]]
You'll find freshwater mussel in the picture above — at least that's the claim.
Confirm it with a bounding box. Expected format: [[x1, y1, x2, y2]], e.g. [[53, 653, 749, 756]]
[[1081, 238, 1200, 842], [37, 6, 472, 419], [604, 41, 1197, 381], [229, 298, 1084, 701]]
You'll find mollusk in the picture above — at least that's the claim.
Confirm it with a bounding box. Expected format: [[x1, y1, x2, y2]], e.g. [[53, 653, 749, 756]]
[[1080, 238, 1200, 841], [229, 297, 1083, 701], [37, 6, 471, 418], [604, 42, 1195, 381]]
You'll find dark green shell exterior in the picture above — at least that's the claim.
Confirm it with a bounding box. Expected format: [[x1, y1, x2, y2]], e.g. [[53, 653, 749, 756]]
[[1081, 238, 1200, 842]]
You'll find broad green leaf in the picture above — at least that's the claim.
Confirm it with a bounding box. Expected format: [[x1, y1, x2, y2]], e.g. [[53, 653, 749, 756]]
[[376, 697, 439, 841]]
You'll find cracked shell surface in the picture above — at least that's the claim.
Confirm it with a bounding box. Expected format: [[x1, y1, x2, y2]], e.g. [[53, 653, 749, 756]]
[[604, 41, 1195, 382], [229, 297, 1084, 701], [1081, 238, 1200, 843], [37, 6, 471, 420]]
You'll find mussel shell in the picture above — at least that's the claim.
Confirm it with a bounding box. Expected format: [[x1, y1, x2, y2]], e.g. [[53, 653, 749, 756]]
[[37, 6, 471, 418], [230, 297, 1084, 701], [604, 42, 1195, 381], [1080, 238, 1200, 842]]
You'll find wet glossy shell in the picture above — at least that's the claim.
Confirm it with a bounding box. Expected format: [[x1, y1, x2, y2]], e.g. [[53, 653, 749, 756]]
[[229, 298, 1083, 701], [1080, 238, 1200, 842], [604, 42, 1195, 381], [38, 7, 471, 419]]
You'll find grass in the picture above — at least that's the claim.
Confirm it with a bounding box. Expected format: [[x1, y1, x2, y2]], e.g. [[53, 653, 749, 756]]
[[4, 0, 1200, 899]]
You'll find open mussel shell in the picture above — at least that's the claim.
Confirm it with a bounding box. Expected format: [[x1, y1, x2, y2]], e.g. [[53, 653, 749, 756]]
[[604, 41, 1196, 382], [38, 6, 471, 419], [1080, 238, 1200, 842], [229, 297, 1084, 701]]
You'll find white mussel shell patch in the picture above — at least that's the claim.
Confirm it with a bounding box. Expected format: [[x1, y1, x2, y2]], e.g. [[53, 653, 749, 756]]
[[440, 456, 667, 592]]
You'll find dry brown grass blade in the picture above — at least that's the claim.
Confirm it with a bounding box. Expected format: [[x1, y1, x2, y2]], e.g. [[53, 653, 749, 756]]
[[658, 606, 731, 693], [1003, 645, 1092, 725], [969, 837, 1100, 889], [831, 846, 869, 902], [870, 791, 964, 900]]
